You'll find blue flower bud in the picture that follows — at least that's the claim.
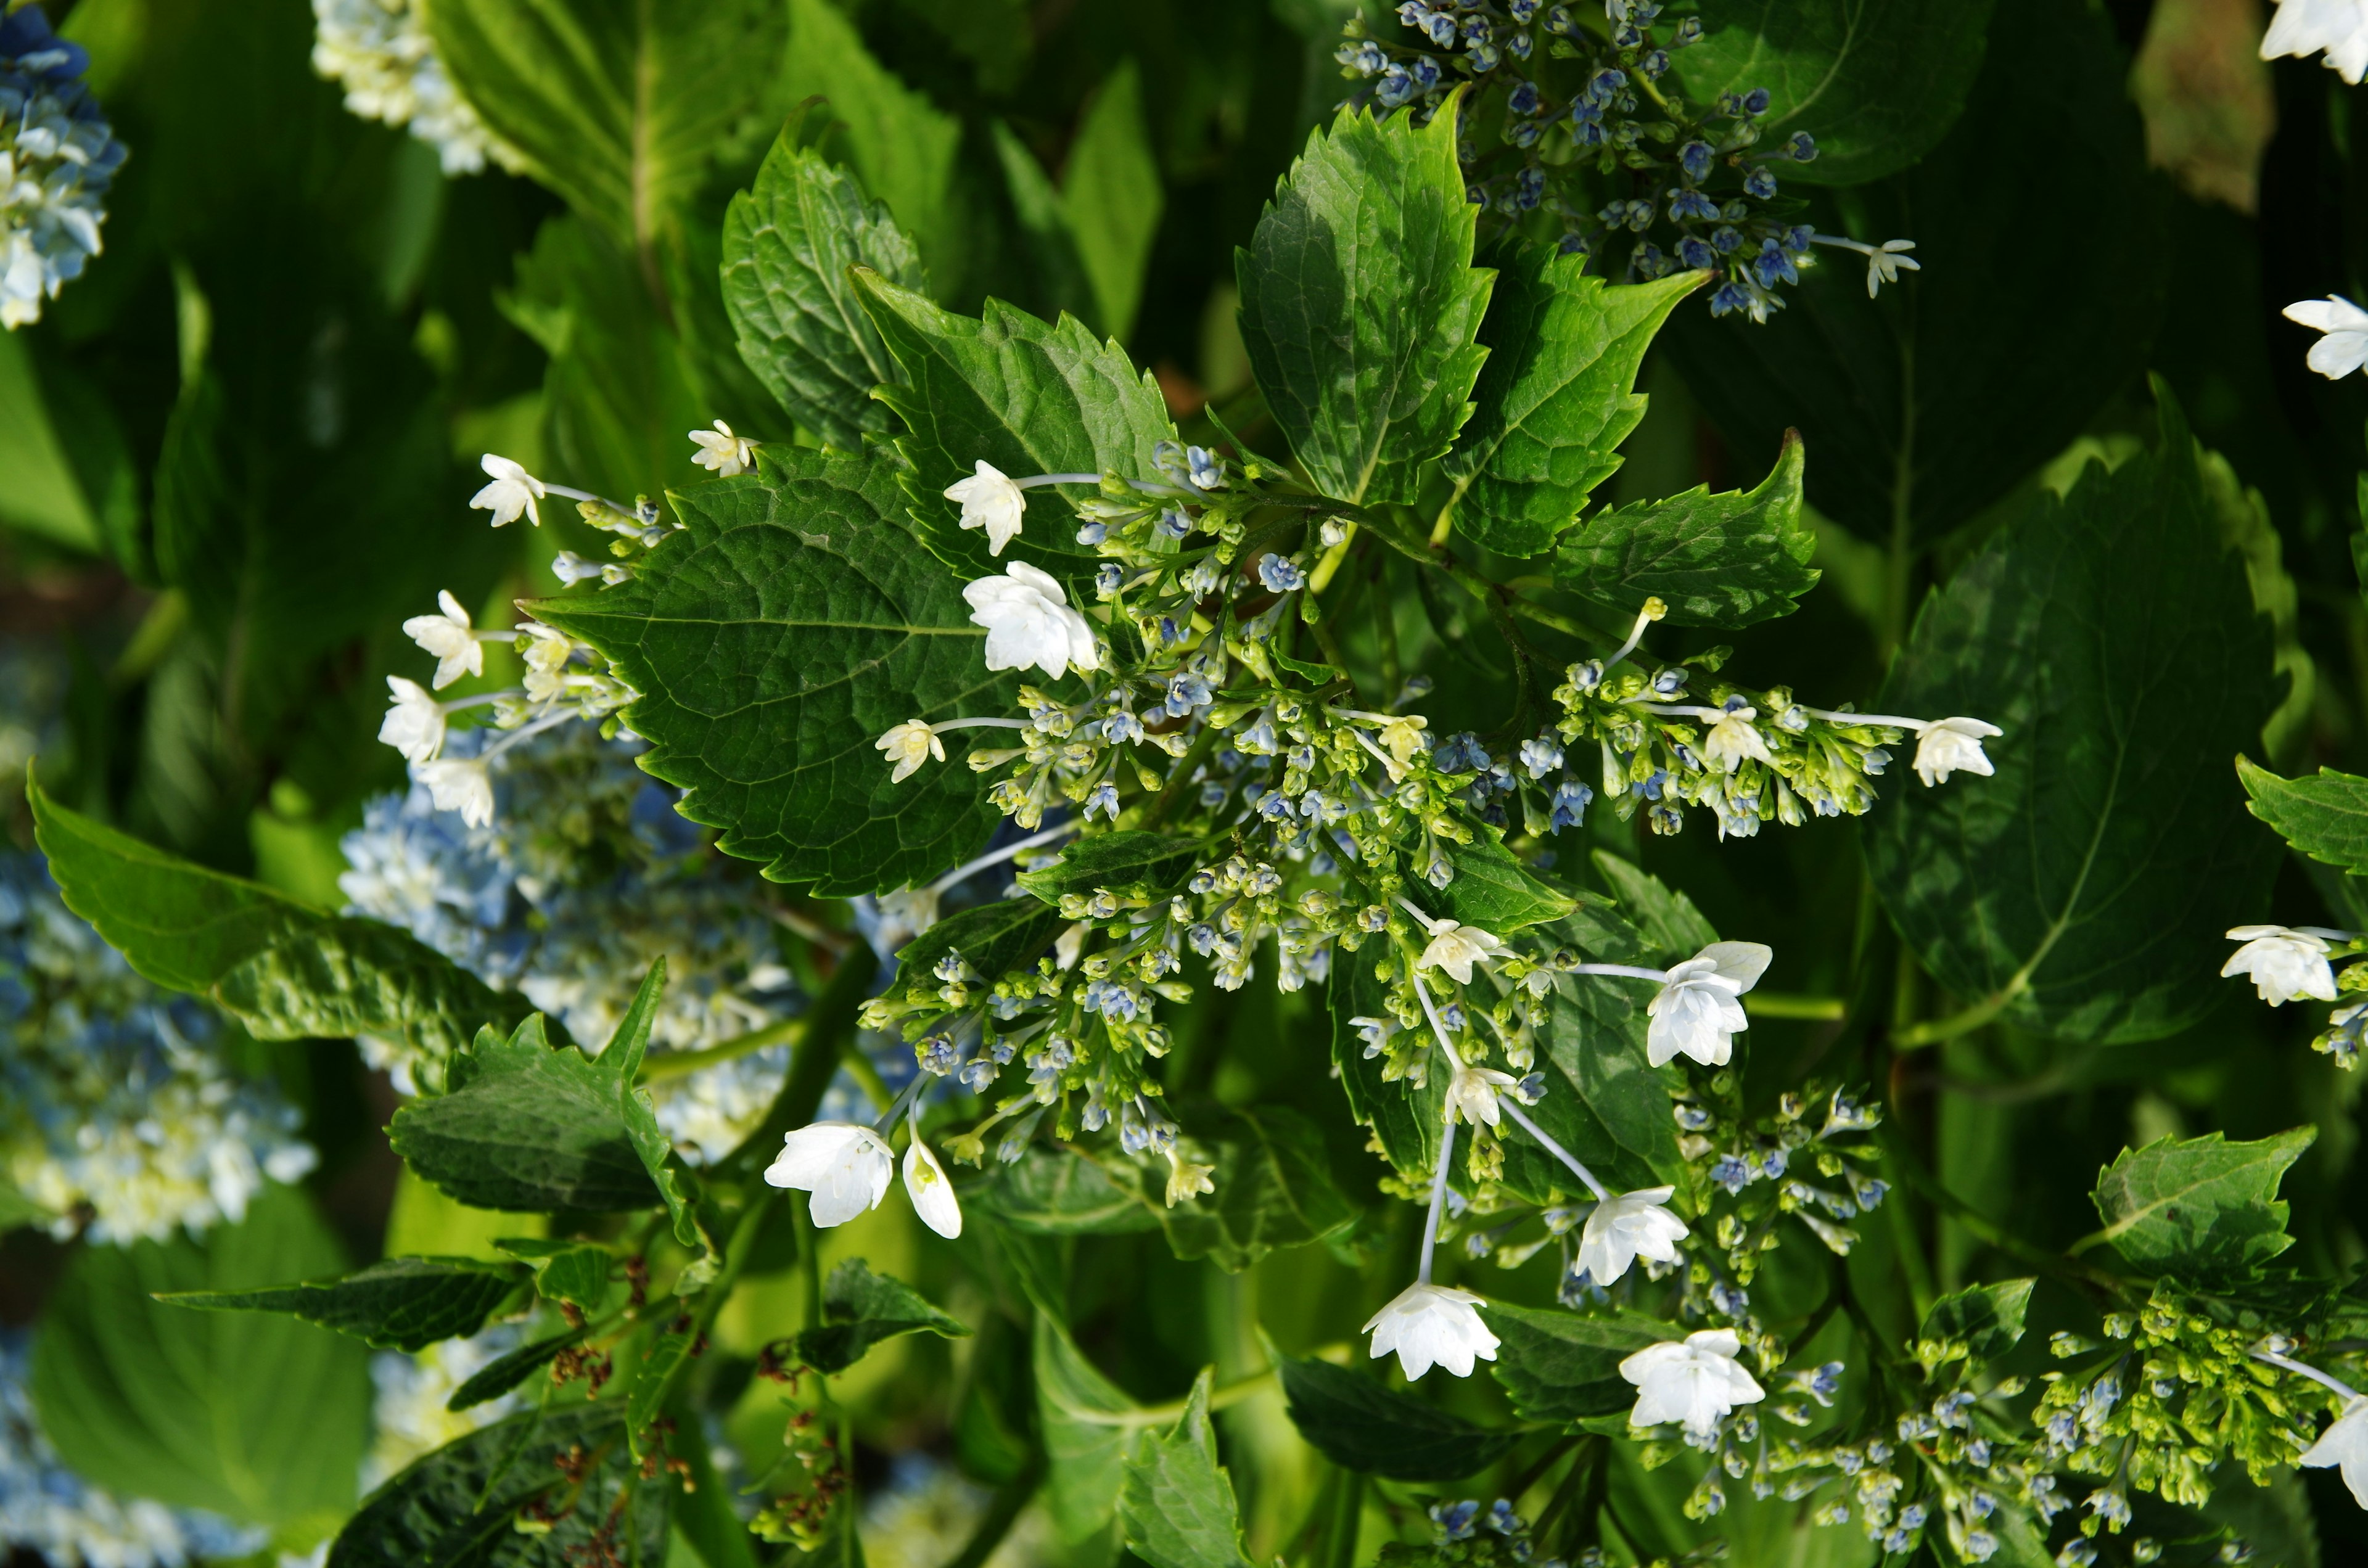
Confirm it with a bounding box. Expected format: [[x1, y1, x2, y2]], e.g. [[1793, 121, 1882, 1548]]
[[1514, 165, 1544, 207], [1186, 445, 1227, 489], [1486, 1500, 1524, 1536], [1508, 0, 1538, 20], [1377, 66, 1416, 107], [1639, 49, 1669, 78], [1095, 562, 1125, 596], [1785, 130, 1817, 161], [1651, 665, 1688, 694], [1075, 520, 1108, 546], [1547, 6, 1577, 37], [1507, 118, 1543, 148], [1743, 165, 1778, 200], [1742, 86, 1771, 115], [1508, 30, 1532, 60], [1585, 67, 1627, 105], [1679, 139, 1713, 180], [1548, 779, 1593, 831], [1257, 554, 1305, 593], [1611, 23, 1643, 49], [1668, 187, 1718, 222], [1557, 229, 1590, 255], [1507, 80, 1540, 116], [1678, 236, 1717, 269], [1672, 17, 1703, 45], [1410, 54, 1442, 89], [1468, 39, 1500, 70]]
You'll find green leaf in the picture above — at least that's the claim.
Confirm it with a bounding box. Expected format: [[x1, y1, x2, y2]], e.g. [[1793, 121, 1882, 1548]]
[[1482, 1303, 1670, 1424], [1664, 0, 2163, 546], [723, 130, 927, 450], [1918, 1279, 2035, 1365], [990, 120, 1098, 334], [1096, 1104, 1360, 1272], [528, 451, 1016, 896], [1063, 61, 1164, 342], [1035, 1313, 1138, 1544], [1589, 850, 1717, 964], [158, 1257, 526, 1353], [1555, 430, 1818, 628], [860, 272, 1180, 580], [602, 961, 710, 1268], [1278, 1355, 1520, 1481], [446, 1325, 591, 1413], [896, 896, 1072, 988], [0, 1178, 55, 1235], [1444, 254, 1699, 556], [792, 1258, 970, 1374], [388, 1014, 662, 1213], [427, 0, 782, 248], [31, 1183, 369, 1527], [497, 1239, 615, 1309], [1330, 956, 1447, 1183], [1673, 0, 1996, 184], [1120, 1369, 1254, 1568], [780, 0, 964, 292], [2086, 1129, 2314, 1281], [1421, 832, 1577, 932], [971, 1146, 1165, 1236], [1497, 968, 1692, 1208], [30, 779, 532, 1060], [1237, 101, 1494, 506], [1864, 387, 2280, 1043], [2238, 758, 2368, 875], [1015, 831, 1204, 904], [326, 1402, 667, 1568]]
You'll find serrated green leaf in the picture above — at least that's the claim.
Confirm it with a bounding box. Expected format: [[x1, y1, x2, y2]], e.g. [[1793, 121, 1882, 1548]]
[[158, 1257, 525, 1353], [606, 961, 710, 1268], [388, 1014, 662, 1213], [1014, 831, 1204, 904], [1556, 430, 1818, 628], [1864, 388, 2279, 1043], [1920, 1279, 2035, 1363], [2238, 758, 2368, 875], [427, 0, 781, 249], [496, 1239, 615, 1310], [1095, 1104, 1360, 1273], [722, 132, 926, 450], [1420, 832, 1576, 932], [1443, 253, 1698, 556], [528, 451, 1016, 897], [1673, 0, 1994, 184], [1035, 1313, 1138, 1544], [793, 1258, 970, 1374], [1278, 1355, 1520, 1481], [860, 271, 1179, 581], [1589, 850, 1717, 964], [1482, 1304, 1670, 1424], [446, 1324, 591, 1413], [1330, 955, 1447, 1183], [897, 896, 1071, 988], [29, 778, 532, 1060], [1063, 60, 1163, 342], [971, 1147, 1165, 1236], [326, 1402, 667, 1568], [31, 1184, 369, 1526], [1495, 974, 1692, 1209], [2086, 1129, 2314, 1282], [1120, 1369, 1253, 1568], [1236, 100, 1494, 506]]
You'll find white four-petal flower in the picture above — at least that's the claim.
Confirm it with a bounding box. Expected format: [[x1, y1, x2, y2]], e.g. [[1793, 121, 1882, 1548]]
[[902, 1133, 962, 1239], [1619, 1328, 1766, 1440], [1444, 1062, 1519, 1128], [1363, 1282, 1500, 1381], [2284, 295, 2368, 379], [964, 560, 1100, 679], [946, 460, 1029, 556], [876, 719, 945, 783], [2262, 0, 2368, 83], [1416, 921, 1501, 985], [1576, 1186, 1690, 1286], [378, 676, 445, 763], [689, 419, 757, 477], [764, 1122, 895, 1227], [470, 453, 546, 527], [402, 590, 483, 691], [2221, 925, 2341, 1005], [1912, 717, 2002, 787], [1864, 239, 1919, 298], [1701, 707, 1773, 773], [417, 758, 494, 828], [2301, 1395, 2368, 1508], [1645, 942, 1772, 1067]]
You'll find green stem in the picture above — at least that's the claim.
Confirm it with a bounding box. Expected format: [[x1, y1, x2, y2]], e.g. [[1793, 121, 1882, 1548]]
[[1323, 1469, 1364, 1568], [636, 1015, 807, 1083]]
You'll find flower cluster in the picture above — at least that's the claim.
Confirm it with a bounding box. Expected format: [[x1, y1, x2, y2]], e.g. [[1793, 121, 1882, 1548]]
[[310, 0, 522, 175], [1417, 1496, 1569, 1564], [1332, 1, 1917, 318], [1, 1332, 266, 1568], [340, 724, 805, 1159], [1, 854, 316, 1244], [1, 6, 126, 329], [2219, 922, 2368, 1066]]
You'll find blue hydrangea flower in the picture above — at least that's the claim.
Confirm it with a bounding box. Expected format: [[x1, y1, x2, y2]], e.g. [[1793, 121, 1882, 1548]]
[[1, 7, 128, 329], [1257, 554, 1305, 593]]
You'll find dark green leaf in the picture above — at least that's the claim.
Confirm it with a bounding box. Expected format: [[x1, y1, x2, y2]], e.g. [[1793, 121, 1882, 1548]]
[[2238, 758, 2368, 875], [31, 1184, 369, 1525], [1278, 1355, 1520, 1481], [896, 897, 1071, 988], [722, 131, 926, 449], [1589, 850, 1717, 964], [446, 1326, 590, 1413], [989, 120, 1098, 334], [496, 1239, 615, 1310], [529, 450, 1016, 897], [1673, 0, 1996, 184], [1036, 1314, 1138, 1544], [2087, 1130, 2314, 1282], [970, 1147, 1164, 1236], [1237, 101, 1494, 506], [861, 271, 1179, 580], [327, 1402, 667, 1568], [1120, 1369, 1254, 1568], [1665, 0, 2164, 545], [1864, 388, 2279, 1043], [628, 1318, 700, 1444], [1556, 430, 1817, 628], [606, 962, 710, 1265], [388, 1014, 662, 1213], [30, 779, 532, 1059], [1098, 1104, 1360, 1273], [1015, 831, 1204, 904], [1497, 972, 1692, 1208], [1444, 254, 1699, 556], [1918, 1279, 2035, 1365], [1421, 832, 1577, 932], [1330, 954, 1447, 1183], [1482, 1304, 1670, 1424], [428, 0, 782, 248], [793, 1258, 970, 1374], [158, 1257, 525, 1353], [1063, 61, 1163, 342]]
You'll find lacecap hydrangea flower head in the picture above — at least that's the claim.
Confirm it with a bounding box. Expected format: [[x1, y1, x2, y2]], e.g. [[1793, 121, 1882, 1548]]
[[1, 5, 126, 329]]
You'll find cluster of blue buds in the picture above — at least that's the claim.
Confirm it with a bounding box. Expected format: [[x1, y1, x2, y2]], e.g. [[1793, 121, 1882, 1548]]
[[1334, 1, 1915, 321], [1424, 1496, 1570, 1565], [1, 6, 125, 329]]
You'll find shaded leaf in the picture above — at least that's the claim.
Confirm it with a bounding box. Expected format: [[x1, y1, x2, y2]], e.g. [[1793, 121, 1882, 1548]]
[[896, 896, 1071, 987], [1015, 831, 1204, 905], [971, 1147, 1163, 1236], [1482, 1303, 1669, 1424], [1063, 61, 1164, 341], [1422, 832, 1577, 932], [793, 1258, 969, 1374], [158, 1257, 526, 1353], [1497, 969, 1692, 1208], [2238, 758, 2368, 876], [446, 1325, 590, 1413], [1590, 850, 1717, 964], [1919, 1279, 2035, 1365], [496, 1239, 614, 1310], [1329, 954, 1447, 1183], [1096, 1104, 1360, 1273], [2087, 1129, 2314, 1282], [1035, 1313, 1138, 1544], [1120, 1369, 1253, 1568], [1278, 1355, 1520, 1481], [1556, 430, 1817, 628]]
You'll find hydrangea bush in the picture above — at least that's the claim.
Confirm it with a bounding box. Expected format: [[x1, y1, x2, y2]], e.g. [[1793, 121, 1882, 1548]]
[[10, 2, 2368, 1567]]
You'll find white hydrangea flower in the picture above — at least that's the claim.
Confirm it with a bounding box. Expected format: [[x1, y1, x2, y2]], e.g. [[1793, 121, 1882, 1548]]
[[1701, 707, 1773, 773], [1164, 1151, 1216, 1207], [1444, 1061, 1518, 1127], [945, 461, 1028, 556], [401, 589, 482, 690], [964, 561, 1099, 679], [377, 675, 445, 762], [2261, 0, 2368, 81], [416, 757, 493, 828], [1576, 1186, 1690, 1286], [310, 0, 523, 174], [469, 453, 545, 527], [1416, 920, 1501, 984], [1912, 717, 2002, 786], [877, 720, 945, 783], [1863, 239, 1918, 298], [2221, 925, 2341, 1004], [1619, 1328, 1766, 1440], [2283, 296, 2368, 379], [2300, 1395, 2368, 1508], [902, 1134, 961, 1239], [1363, 1281, 1500, 1381], [765, 1122, 894, 1226], [1645, 942, 1772, 1067], [362, 1326, 525, 1489], [688, 419, 755, 477]]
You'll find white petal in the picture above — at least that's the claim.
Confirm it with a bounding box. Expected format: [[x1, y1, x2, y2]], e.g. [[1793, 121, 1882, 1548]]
[[903, 1138, 963, 1239], [1697, 942, 1772, 991]]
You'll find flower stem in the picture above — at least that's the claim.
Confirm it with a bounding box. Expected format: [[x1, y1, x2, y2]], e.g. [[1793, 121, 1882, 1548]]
[[1418, 1110, 1458, 1286], [929, 819, 1080, 895], [2252, 1348, 2362, 1402]]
